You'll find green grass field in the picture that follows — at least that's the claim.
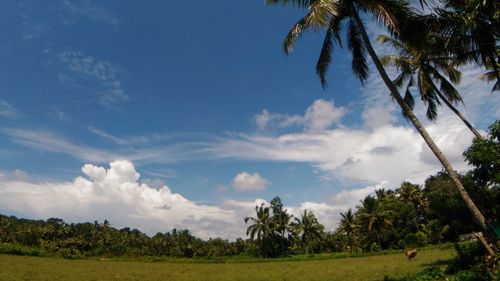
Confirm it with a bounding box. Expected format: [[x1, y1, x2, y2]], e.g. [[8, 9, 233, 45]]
[[0, 247, 455, 281]]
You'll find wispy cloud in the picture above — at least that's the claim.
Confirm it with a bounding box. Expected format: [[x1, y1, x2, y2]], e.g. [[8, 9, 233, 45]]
[[2, 128, 119, 162], [88, 126, 129, 145], [57, 51, 127, 106], [2, 127, 213, 165], [61, 1, 120, 26], [254, 99, 346, 132], [0, 100, 20, 118]]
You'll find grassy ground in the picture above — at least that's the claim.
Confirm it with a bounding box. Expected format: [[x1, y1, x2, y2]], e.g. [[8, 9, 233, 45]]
[[0, 247, 455, 281]]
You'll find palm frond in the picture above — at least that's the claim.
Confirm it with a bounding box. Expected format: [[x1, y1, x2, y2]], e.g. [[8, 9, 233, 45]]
[[282, 0, 337, 55], [283, 16, 310, 55], [392, 71, 410, 88], [401, 76, 415, 120], [265, 0, 319, 8], [376, 34, 405, 51], [347, 19, 368, 83], [418, 70, 440, 120], [430, 68, 463, 104], [316, 16, 343, 89], [360, 0, 411, 35], [480, 66, 500, 93]]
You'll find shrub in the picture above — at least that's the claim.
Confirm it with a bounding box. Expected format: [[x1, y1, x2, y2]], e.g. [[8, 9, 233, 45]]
[[0, 243, 46, 256]]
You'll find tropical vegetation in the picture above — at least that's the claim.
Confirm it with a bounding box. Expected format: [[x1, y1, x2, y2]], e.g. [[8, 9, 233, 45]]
[[265, 0, 499, 249]]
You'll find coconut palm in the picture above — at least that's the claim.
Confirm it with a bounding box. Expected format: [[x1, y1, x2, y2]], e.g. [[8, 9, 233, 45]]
[[357, 196, 392, 249], [266, 0, 490, 237], [292, 209, 325, 253], [338, 209, 358, 253], [435, 0, 499, 81], [273, 210, 293, 255], [270, 196, 294, 255], [397, 182, 427, 231], [244, 203, 272, 257], [377, 34, 483, 139]]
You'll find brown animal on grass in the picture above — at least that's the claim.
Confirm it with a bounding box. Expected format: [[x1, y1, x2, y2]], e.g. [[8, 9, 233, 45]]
[[404, 248, 417, 261]]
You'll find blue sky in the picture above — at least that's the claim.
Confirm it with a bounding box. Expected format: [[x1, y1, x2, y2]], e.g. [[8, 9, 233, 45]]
[[0, 1, 498, 239]]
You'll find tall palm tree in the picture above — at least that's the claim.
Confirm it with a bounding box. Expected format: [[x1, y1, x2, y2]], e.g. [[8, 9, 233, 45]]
[[357, 196, 392, 249], [338, 209, 358, 253], [292, 209, 325, 254], [397, 182, 427, 231], [377, 34, 483, 139], [266, 0, 490, 237], [270, 196, 294, 255], [245, 203, 272, 257], [273, 209, 293, 255]]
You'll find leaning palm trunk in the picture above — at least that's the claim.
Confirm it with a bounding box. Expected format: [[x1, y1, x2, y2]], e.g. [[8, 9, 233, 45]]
[[350, 9, 491, 244], [432, 86, 483, 139]]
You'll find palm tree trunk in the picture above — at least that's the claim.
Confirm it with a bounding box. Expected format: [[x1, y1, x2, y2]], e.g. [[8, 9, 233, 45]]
[[375, 231, 381, 250], [350, 9, 491, 240], [432, 86, 483, 139], [281, 229, 285, 255]]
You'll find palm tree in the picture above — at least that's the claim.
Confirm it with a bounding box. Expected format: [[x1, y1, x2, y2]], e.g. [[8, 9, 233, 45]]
[[266, 0, 490, 237], [357, 196, 392, 249], [338, 209, 358, 253], [435, 0, 499, 82], [375, 188, 388, 200], [270, 196, 293, 255], [273, 209, 293, 255], [397, 182, 427, 231], [292, 209, 325, 254], [377, 34, 483, 139], [245, 203, 272, 257]]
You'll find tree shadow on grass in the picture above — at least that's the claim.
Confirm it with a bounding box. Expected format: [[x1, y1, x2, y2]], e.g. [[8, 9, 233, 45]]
[[421, 258, 454, 267]]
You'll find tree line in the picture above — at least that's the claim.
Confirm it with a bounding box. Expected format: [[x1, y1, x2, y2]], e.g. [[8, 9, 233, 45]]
[[0, 121, 497, 259]]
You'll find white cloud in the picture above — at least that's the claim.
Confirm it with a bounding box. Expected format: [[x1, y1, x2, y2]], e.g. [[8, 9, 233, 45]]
[[231, 172, 268, 192], [254, 99, 345, 131], [304, 99, 346, 132], [2, 128, 211, 165], [2, 128, 120, 163], [211, 116, 476, 187], [0, 160, 238, 239], [0, 160, 406, 238]]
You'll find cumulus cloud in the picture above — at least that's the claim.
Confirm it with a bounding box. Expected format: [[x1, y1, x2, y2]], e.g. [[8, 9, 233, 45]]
[[254, 99, 345, 131], [0, 160, 237, 239], [0, 160, 385, 238], [0, 160, 376, 239], [231, 172, 268, 192]]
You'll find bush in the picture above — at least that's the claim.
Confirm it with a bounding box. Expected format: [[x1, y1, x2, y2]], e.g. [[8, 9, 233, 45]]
[[447, 241, 485, 272], [0, 243, 46, 256], [447, 263, 492, 281]]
